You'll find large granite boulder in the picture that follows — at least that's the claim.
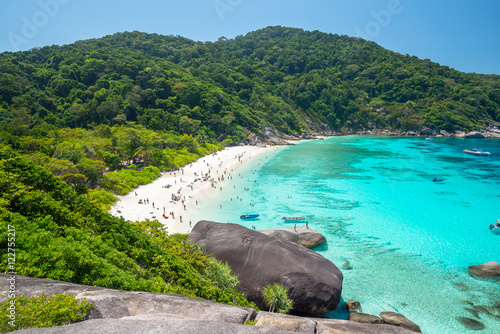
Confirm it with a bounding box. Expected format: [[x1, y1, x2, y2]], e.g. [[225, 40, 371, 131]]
[[468, 261, 500, 280], [257, 227, 326, 248], [188, 221, 343, 316]]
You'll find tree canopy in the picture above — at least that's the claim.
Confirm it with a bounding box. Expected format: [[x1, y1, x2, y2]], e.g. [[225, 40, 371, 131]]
[[0, 26, 498, 138]]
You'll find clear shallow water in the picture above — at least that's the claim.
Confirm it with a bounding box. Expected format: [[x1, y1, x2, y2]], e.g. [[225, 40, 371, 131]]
[[188, 136, 500, 333]]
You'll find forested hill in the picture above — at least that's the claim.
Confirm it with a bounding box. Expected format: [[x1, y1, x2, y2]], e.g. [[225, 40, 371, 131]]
[[1, 26, 499, 142]]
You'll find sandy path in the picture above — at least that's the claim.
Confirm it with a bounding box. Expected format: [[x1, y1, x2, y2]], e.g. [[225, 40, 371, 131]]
[[110, 145, 275, 234]]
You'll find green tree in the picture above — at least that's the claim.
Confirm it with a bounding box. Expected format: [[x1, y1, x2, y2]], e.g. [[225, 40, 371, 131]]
[[262, 283, 293, 314]]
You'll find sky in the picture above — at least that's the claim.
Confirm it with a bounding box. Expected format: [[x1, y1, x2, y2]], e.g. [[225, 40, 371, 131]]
[[0, 0, 499, 74]]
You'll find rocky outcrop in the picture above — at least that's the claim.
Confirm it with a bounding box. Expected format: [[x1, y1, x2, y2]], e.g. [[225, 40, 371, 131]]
[[468, 261, 500, 280], [465, 131, 485, 139], [10, 317, 294, 334], [345, 300, 361, 312], [257, 227, 326, 248], [1, 274, 425, 334], [188, 221, 343, 316], [379, 312, 421, 333], [349, 313, 384, 324], [419, 128, 434, 136], [254, 312, 418, 334], [83, 295, 130, 319], [316, 319, 419, 334], [255, 312, 317, 333], [0, 274, 257, 325]]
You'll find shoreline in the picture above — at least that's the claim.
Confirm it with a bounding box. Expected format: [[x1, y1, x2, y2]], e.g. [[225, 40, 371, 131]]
[[110, 145, 279, 234]]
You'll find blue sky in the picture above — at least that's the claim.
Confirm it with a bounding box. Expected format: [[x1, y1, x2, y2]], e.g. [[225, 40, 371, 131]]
[[1, 0, 499, 74]]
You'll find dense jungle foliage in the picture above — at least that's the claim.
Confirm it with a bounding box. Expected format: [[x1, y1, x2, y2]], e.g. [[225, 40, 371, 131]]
[[0, 145, 254, 309], [0, 26, 499, 140], [0, 121, 222, 209]]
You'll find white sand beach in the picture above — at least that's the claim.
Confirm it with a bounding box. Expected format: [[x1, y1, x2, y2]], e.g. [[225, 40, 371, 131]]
[[110, 145, 277, 234]]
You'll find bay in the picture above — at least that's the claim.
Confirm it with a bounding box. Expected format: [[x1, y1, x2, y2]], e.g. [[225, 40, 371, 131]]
[[188, 136, 500, 333]]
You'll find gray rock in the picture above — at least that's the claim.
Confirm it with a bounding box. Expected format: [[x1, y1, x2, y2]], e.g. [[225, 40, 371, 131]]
[[257, 227, 326, 248], [379, 312, 421, 333], [440, 130, 451, 136], [316, 319, 419, 334], [345, 300, 361, 312], [77, 294, 130, 319], [255, 311, 316, 333], [188, 221, 343, 316], [349, 312, 383, 324], [464, 307, 481, 319], [456, 317, 485, 330], [0, 274, 256, 324], [10, 318, 296, 334], [485, 131, 500, 138], [419, 128, 434, 136], [465, 132, 485, 139], [468, 261, 500, 280], [248, 134, 263, 145], [453, 131, 466, 138], [472, 305, 491, 315], [76, 290, 256, 323], [0, 274, 105, 301]]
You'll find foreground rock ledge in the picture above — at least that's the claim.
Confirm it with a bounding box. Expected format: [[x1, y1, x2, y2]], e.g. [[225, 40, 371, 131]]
[[1, 275, 420, 334], [188, 221, 343, 316], [257, 227, 327, 248]]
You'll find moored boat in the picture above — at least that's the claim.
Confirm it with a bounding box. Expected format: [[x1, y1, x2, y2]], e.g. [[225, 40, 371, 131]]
[[282, 216, 306, 221], [240, 214, 259, 219], [432, 178, 445, 182], [463, 149, 491, 156]]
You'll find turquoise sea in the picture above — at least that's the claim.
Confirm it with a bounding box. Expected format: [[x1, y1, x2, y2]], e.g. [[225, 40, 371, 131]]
[[188, 136, 500, 333]]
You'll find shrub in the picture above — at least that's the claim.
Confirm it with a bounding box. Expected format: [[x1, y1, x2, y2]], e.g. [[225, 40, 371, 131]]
[[85, 189, 117, 211], [205, 257, 240, 291], [104, 166, 161, 195], [0, 294, 93, 332], [262, 283, 293, 314]]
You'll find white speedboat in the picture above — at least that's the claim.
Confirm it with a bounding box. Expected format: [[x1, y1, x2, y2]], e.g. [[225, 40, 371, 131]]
[[463, 149, 491, 156]]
